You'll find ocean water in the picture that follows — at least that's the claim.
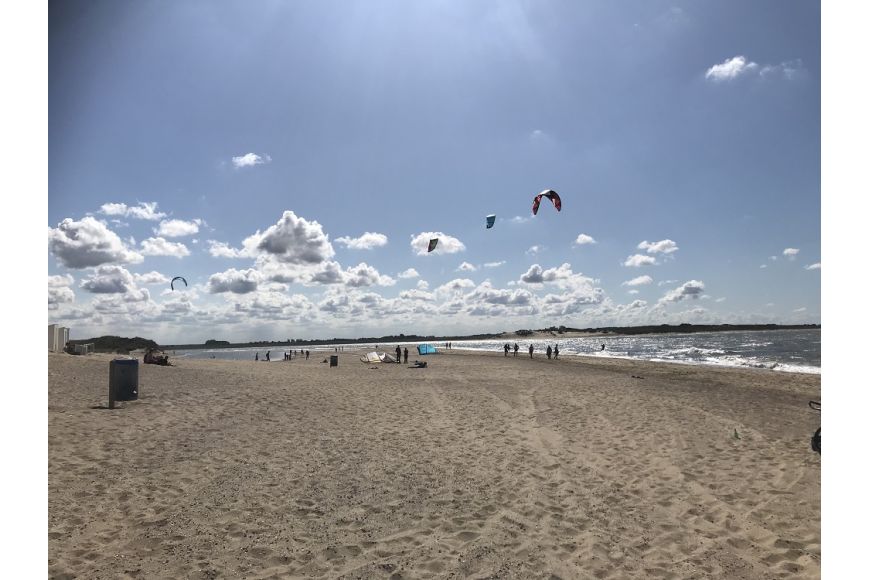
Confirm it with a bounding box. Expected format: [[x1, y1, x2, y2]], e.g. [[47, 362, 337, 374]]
[[173, 329, 820, 374]]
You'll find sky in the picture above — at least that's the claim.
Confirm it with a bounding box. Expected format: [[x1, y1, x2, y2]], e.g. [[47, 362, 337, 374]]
[[46, 0, 821, 344]]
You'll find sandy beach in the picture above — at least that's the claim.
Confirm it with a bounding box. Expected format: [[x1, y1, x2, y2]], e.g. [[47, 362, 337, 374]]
[[48, 349, 820, 579]]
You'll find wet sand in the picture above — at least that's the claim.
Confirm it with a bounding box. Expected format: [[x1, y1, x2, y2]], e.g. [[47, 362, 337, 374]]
[[48, 349, 820, 579]]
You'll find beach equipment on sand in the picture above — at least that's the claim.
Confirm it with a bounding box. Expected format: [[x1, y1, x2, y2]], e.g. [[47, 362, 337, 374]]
[[109, 358, 138, 408], [532, 189, 562, 215], [360, 352, 397, 364], [427, 238, 439, 253], [171, 276, 188, 290], [416, 344, 438, 355], [486, 214, 496, 229]]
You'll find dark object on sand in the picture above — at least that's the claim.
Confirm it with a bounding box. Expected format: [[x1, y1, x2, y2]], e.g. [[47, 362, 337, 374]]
[[809, 400, 820, 453], [143, 348, 171, 366], [330, 355, 338, 367], [109, 358, 138, 407], [409, 360, 428, 368]]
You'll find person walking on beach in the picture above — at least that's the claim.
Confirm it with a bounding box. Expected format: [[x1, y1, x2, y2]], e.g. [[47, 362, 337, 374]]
[[529, 344, 534, 358], [403, 348, 409, 363], [396, 345, 402, 363], [554, 345, 559, 359], [504, 343, 510, 356], [513, 343, 519, 357], [255, 352, 259, 361], [265, 350, 270, 362], [546, 345, 552, 360], [305, 350, 310, 360]]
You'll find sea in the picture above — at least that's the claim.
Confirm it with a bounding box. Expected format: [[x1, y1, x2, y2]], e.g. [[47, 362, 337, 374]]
[[173, 328, 820, 375]]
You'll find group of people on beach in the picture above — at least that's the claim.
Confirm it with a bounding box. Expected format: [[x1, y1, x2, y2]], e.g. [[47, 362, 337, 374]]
[[503, 343, 559, 359], [395, 346, 409, 363], [255, 349, 310, 361]]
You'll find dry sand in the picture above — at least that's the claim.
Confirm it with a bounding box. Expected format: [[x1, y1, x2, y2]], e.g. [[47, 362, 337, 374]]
[[48, 349, 820, 579]]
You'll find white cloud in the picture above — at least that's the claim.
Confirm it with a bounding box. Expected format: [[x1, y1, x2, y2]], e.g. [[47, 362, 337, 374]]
[[760, 264, 767, 269], [715, 297, 726, 303], [510, 216, 531, 224], [344, 263, 396, 288], [133, 271, 170, 285], [99, 201, 167, 221], [79, 265, 139, 294], [246, 211, 335, 264], [659, 280, 705, 304], [48, 217, 144, 269], [658, 279, 678, 286], [804, 262, 821, 270], [627, 289, 639, 295], [398, 268, 420, 279], [232, 153, 272, 168], [793, 307, 807, 313], [156, 219, 201, 237], [574, 233, 597, 246], [783, 248, 800, 260], [48, 274, 74, 288], [622, 275, 653, 287], [520, 263, 573, 284], [457, 262, 478, 272], [410, 232, 466, 255], [334, 232, 389, 250], [759, 59, 806, 80], [207, 240, 249, 258], [526, 245, 543, 256], [416, 280, 429, 290], [483, 261, 505, 269], [638, 239, 678, 254], [207, 268, 261, 294], [140, 237, 191, 258], [705, 56, 758, 81], [48, 274, 76, 310], [434, 278, 476, 298], [624, 254, 657, 267]]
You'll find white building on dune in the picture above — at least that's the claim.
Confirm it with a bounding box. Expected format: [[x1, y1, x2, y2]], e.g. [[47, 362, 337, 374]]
[[48, 324, 70, 352]]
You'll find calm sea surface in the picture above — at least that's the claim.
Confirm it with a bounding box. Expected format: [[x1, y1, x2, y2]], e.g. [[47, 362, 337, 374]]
[[174, 329, 820, 374]]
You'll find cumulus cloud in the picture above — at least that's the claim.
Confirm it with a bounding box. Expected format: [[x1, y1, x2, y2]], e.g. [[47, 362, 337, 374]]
[[783, 248, 800, 260], [410, 232, 466, 255], [457, 262, 478, 272], [207, 268, 261, 294], [624, 254, 657, 267], [343, 263, 396, 288], [804, 262, 821, 270], [247, 211, 335, 264], [574, 233, 597, 246], [232, 153, 272, 168], [48, 274, 75, 310], [526, 245, 543, 256], [79, 265, 139, 294], [133, 271, 170, 285], [434, 278, 475, 297], [622, 275, 653, 287], [483, 261, 505, 269], [520, 263, 573, 284], [155, 219, 201, 237], [48, 217, 144, 269], [627, 289, 639, 295], [659, 280, 705, 304], [335, 232, 388, 250], [638, 239, 678, 254], [207, 240, 249, 258], [705, 56, 758, 81], [759, 59, 806, 80], [140, 237, 191, 258], [99, 201, 167, 221], [416, 280, 429, 290], [398, 268, 420, 279]]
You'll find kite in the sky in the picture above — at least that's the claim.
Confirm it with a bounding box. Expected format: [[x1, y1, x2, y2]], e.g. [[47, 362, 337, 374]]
[[170, 276, 188, 290], [532, 189, 562, 215], [427, 239, 439, 253], [486, 215, 496, 229]]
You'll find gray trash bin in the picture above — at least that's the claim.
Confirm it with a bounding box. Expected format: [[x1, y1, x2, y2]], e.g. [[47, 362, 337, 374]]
[[110, 358, 139, 402], [330, 355, 338, 367]]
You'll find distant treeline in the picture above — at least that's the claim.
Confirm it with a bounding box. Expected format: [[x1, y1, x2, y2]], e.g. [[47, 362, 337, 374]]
[[67, 335, 159, 353], [157, 323, 819, 350]]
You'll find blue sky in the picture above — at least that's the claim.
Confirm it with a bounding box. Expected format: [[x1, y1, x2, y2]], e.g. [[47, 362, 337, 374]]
[[47, 0, 821, 343]]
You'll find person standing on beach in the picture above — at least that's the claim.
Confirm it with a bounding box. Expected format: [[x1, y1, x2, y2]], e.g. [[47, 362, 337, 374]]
[[504, 343, 510, 356], [265, 350, 270, 362], [306, 350, 310, 360], [529, 344, 534, 358], [403, 348, 409, 363], [255, 352, 258, 361], [546, 345, 552, 359], [396, 345, 402, 363], [554, 345, 559, 359]]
